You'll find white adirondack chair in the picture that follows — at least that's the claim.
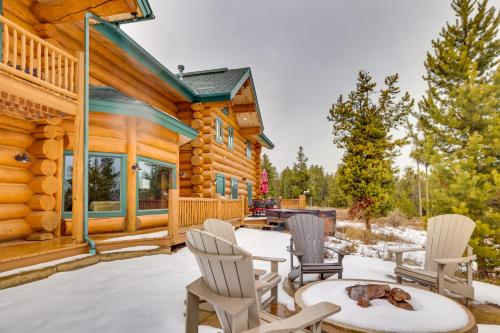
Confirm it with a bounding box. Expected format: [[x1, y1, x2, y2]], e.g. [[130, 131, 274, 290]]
[[185, 229, 341, 333], [288, 214, 345, 286], [204, 219, 285, 306], [388, 214, 476, 301]]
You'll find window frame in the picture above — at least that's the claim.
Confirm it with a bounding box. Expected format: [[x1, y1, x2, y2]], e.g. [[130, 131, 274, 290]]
[[62, 151, 127, 218], [246, 141, 252, 159], [136, 156, 177, 216], [215, 117, 224, 144], [230, 177, 239, 199], [246, 182, 253, 202], [227, 127, 234, 150], [222, 107, 230, 116], [216, 173, 226, 196]]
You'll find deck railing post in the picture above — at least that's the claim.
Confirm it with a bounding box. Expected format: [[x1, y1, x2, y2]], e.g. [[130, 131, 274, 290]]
[[216, 194, 222, 219], [168, 189, 180, 242], [240, 195, 245, 226], [299, 195, 306, 209]]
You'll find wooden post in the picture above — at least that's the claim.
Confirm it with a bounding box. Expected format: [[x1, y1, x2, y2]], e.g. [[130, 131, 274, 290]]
[[240, 195, 245, 226], [71, 52, 84, 243], [299, 195, 306, 209], [216, 194, 222, 219], [126, 117, 137, 232], [168, 189, 179, 242], [53, 137, 64, 237]]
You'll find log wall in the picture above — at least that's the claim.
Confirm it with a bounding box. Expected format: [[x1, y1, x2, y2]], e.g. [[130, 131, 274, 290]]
[[60, 112, 179, 236], [179, 103, 261, 200]]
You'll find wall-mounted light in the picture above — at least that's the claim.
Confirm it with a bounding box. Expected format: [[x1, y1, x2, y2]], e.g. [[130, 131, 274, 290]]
[[15, 153, 31, 163], [131, 163, 141, 171], [242, 177, 247, 181], [180, 171, 187, 178]]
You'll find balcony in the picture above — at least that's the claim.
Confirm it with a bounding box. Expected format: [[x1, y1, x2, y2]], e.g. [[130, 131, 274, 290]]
[[0, 15, 79, 120]]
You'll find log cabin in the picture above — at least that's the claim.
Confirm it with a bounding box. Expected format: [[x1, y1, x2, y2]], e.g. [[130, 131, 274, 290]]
[[0, 0, 274, 271]]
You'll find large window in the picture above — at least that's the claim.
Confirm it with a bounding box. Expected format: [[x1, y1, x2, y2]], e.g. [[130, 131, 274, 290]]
[[64, 153, 125, 216], [137, 158, 174, 214], [246, 141, 252, 159], [230, 177, 238, 199], [215, 117, 223, 144], [216, 173, 225, 196]]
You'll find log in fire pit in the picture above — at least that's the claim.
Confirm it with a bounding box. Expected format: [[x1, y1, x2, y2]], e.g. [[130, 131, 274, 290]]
[[346, 284, 413, 310]]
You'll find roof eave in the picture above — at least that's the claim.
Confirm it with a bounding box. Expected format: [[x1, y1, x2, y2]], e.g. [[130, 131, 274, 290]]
[[258, 133, 275, 149]]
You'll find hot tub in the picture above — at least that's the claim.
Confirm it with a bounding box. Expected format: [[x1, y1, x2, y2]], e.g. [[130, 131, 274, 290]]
[[265, 208, 336, 235]]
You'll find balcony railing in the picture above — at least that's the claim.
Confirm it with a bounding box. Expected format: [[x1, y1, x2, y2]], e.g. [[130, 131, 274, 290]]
[[0, 15, 78, 99]]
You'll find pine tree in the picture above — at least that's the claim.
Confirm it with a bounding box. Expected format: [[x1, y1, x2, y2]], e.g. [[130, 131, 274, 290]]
[[261, 154, 278, 197], [308, 165, 328, 206], [326, 170, 349, 208], [290, 146, 310, 197], [328, 70, 413, 230], [418, 0, 499, 275]]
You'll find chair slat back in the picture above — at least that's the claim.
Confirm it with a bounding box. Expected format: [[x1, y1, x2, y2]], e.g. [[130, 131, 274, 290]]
[[186, 229, 260, 332], [204, 219, 238, 244], [424, 214, 475, 275], [288, 214, 325, 264]]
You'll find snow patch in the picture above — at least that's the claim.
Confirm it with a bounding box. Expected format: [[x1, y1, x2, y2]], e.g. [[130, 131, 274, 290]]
[[0, 254, 93, 278]]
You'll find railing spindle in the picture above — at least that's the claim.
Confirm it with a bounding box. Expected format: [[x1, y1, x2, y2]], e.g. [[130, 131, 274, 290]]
[[12, 29, 17, 69], [2, 23, 8, 64], [21, 33, 26, 71], [63, 56, 68, 90], [57, 53, 61, 87], [51, 49, 55, 84], [44, 45, 48, 82], [36, 42, 41, 78], [70, 60, 74, 92], [29, 38, 34, 75]]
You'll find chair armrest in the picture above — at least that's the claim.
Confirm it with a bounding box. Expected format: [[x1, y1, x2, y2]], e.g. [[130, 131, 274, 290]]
[[387, 247, 425, 254], [324, 246, 348, 256], [242, 302, 341, 333], [252, 255, 287, 263], [186, 278, 254, 316], [287, 249, 304, 257], [435, 256, 476, 265]]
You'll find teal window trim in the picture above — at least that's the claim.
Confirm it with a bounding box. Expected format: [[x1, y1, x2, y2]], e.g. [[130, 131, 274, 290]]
[[215, 117, 224, 144], [246, 182, 253, 202], [230, 177, 239, 199], [222, 107, 229, 116], [216, 173, 226, 196], [136, 156, 176, 216], [227, 127, 234, 150], [246, 141, 252, 159], [62, 151, 127, 219]]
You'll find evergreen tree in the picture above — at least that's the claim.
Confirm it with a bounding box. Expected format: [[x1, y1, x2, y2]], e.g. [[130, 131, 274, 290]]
[[326, 170, 349, 208], [88, 157, 120, 207], [393, 167, 420, 217], [308, 165, 328, 206], [261, 154, 278, 197], [328, 70, 413, 230], [290, 146, 310, 197], [418, 0, 499, 275], [279, 167, 294, 198]]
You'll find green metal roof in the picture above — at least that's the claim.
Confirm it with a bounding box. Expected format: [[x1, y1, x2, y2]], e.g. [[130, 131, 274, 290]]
[[181, 67, 249, 98], [258, 133, 275, 149], [90, 86, 198, 140]]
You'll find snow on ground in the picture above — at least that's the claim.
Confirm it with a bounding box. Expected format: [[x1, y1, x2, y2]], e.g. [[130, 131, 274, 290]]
[[478, 324, 500, 333], [0, 228, 498, 333], [101, 230, 168, 242]]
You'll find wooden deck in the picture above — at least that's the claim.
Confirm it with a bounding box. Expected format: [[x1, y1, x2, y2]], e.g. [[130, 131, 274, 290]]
[[0, 237, 88, 273]]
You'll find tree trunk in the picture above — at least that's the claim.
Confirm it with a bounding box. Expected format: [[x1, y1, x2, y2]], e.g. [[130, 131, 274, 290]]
[[417, 161, 423, 217], [425, 164, 430, 217]]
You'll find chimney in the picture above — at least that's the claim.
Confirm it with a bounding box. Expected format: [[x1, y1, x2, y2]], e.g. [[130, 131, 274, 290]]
[[178, 65, 185, 80]]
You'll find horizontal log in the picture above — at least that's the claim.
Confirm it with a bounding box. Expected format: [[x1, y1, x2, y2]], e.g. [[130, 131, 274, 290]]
[[191, 119, 204, 130], [191, 103, 204, 111], [193, 185, 204, 193], [0, 166, 32, 183], [0, 183, 33, 204], [26, 232, 55, 241], [32, 125, 63, 139], [191, 155, 204, 167], [89, 136, 127, 154], [28, 139, 60, 160], [0, 128, 35, 149], [0, 115, 36, 132], [191, 175, 204, 185], [180, 189, 192, 197], [192, 166, 203, 175], [137, 143, 177, 164], [137, 214, 168, 229], [90, 112, 127, 128], [29, 159, 57, 176], [29, 176, 58, 195], [193, 148, 203, 156], [191, 137, 205, 148], [64, 217, 125, 235], [35, 118, 62, 126], [0, 219, 32, 241], [63, 133, 74, 150], [179, 179, 192, 187], [136, 118, 178, 143], [0, 204, 31, 220], [137, 132, 178, 154], [25, 211, 58, 232], [89, 125, 127, 140], [27, 195, 56, 211], [193, 111, 203, 119]]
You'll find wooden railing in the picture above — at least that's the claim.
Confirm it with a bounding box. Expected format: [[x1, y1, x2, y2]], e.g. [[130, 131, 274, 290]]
[[0, 15, 78, 99], [168, 190, 245, 242], [280, 195, 307, 209]]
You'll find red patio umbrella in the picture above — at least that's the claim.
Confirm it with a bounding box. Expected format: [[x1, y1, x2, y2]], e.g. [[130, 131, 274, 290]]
[[260, 169, 269, 195]]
